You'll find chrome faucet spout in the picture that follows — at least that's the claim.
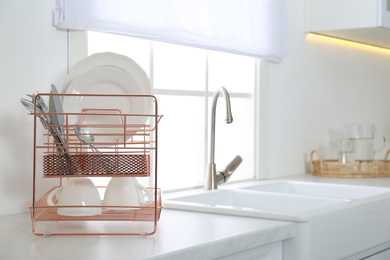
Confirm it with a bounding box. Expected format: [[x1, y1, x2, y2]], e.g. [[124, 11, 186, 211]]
[[204, 87, 241, 190], [209, 87, 232, 165]]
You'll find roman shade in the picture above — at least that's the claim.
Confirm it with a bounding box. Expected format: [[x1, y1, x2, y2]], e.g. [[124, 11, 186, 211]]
[[53, 0, 288, 62]]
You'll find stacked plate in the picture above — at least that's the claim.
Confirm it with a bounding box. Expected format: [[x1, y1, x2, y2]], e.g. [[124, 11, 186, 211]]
[[61, 52, 152, 143]]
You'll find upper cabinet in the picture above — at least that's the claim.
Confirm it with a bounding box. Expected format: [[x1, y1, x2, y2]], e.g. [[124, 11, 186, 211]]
[[305, 0, 390, 48]]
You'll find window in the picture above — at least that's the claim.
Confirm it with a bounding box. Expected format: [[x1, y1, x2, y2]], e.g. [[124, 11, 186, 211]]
[[85, 31, 258, 191]]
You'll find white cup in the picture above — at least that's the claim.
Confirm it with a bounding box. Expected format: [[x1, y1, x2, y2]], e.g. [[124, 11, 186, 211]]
[[103, 177, 153, 210], [47, 178, 102, 216]]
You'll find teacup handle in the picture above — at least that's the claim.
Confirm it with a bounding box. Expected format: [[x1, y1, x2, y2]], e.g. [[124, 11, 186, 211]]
[[135, 183, 153, 205], [375, 129, 386, 153], [47, 187, 62, 206]]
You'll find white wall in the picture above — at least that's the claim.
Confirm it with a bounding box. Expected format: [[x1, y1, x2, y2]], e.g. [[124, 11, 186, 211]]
[[265, 1, 390, 178], [2, 0, 390, 215], [0, 0, 67, 216]]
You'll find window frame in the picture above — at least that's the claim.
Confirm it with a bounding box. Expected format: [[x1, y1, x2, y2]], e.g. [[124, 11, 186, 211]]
[[67, 30, 267, 191]]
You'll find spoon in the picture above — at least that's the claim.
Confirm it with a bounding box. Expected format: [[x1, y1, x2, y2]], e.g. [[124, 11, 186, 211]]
[[21, 97, 72, 175], [21, 98, 43, 115], [36, 91, 49, 113], [26, 93, 60, 139], [20, 98, 52, 129], [74, 125, 111, 173], [27, 92, 49, 114], [74, 126, 101, 154], [20, 98, 67, 153], [34, 91, 67, 146]]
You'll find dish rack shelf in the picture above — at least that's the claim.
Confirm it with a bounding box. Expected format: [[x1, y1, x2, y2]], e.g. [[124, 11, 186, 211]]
[[29, 186, 162, 222], [29, 93, 162, 236]]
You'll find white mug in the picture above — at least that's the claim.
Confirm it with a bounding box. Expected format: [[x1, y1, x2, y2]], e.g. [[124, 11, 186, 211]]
[[103, 177, 153, 210], [47, 178, 102, 216]]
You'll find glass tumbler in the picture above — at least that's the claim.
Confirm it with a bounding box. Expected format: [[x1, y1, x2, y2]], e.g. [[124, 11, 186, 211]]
[[338, 139, 355, 163]]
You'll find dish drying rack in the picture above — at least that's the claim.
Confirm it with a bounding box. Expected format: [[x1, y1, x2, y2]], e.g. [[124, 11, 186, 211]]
[[28, 93, 162, 236]]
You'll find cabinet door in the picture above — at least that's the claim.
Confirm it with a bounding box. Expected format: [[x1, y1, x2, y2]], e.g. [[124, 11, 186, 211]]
[[217, 242, 282, 260], [364, 248, 390, 260], [305, 0, 379, 32]]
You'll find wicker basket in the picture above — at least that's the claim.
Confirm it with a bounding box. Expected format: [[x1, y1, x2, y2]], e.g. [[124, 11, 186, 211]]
[[310, 150, 390, 178]]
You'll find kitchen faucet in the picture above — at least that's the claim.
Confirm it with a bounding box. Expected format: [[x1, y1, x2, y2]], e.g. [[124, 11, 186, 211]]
[[204, 87, 243, 190]]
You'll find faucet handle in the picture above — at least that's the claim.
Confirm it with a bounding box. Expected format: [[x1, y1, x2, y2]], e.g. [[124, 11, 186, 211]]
[[217, 155, 243, 185]]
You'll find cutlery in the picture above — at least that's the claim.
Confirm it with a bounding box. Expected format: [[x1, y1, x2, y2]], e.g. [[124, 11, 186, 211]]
[[27, 92, 50, 118], [49, 85, 68, 148], [49, 84, 65, 136], [74, 125, 111, 173], [20, 98, 66, 153], [23, 93, 64, 147], [34, 91, 49, 113], [21, 93, 72, 174], [74, 125, 101, 154], [26, 91, 53, 126]]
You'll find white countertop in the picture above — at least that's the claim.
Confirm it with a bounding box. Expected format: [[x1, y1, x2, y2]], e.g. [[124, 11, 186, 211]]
[[276, 173, 390, 187], [0, 208, 294, 260], [5, 173, 390, 260]]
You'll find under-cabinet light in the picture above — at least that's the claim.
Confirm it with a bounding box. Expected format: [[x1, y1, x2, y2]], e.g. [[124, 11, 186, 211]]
[[307, 33, 390, 55]]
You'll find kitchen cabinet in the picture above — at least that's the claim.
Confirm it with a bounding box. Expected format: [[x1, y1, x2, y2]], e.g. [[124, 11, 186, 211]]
[[344, 243, 390, 260], [217, 242, 282, 260], [365, 248, 390, 259], [305, 0, 390, 48]]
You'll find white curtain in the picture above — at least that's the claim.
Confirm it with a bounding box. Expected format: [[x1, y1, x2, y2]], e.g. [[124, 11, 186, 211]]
[[53, 0, 288, 62]]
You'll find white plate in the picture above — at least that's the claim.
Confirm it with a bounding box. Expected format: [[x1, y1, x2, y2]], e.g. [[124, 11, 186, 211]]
[[62, 52, 151, 95], [63, 67, 152, 143]]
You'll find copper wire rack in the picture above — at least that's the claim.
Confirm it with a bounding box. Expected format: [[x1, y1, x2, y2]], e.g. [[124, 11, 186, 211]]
[[29, 186, 162, 222], [29, 93, 162, 236]]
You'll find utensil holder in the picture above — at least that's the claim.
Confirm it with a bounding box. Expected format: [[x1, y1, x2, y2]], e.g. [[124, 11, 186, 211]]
[[43, 154, 151, 176]]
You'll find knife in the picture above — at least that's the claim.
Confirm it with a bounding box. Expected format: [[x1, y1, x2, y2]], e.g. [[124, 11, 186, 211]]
[[49, 89, 58, 127], [51, 84, 64, 126], [49, 84, 67, 146]]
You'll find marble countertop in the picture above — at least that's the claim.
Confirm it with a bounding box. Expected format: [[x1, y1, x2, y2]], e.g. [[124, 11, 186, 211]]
[[222, 174, 390, 191], [275, 173, 390, 187], [0, 209, 294, 260], [5, 173, 390, 260]]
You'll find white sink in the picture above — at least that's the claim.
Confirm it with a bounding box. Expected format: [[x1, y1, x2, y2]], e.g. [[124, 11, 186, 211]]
[[239, 181, 390, 200], [164, 180, 390, 259], [164, 181, 390, 222], [164, 189, 350, 221]]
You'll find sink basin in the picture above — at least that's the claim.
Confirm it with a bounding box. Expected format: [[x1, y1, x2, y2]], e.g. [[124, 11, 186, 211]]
[[239, 181, 390, 199], [164, 180, 390, 259], [164, 181, 390, 222], [164, 189, 350, 221]]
